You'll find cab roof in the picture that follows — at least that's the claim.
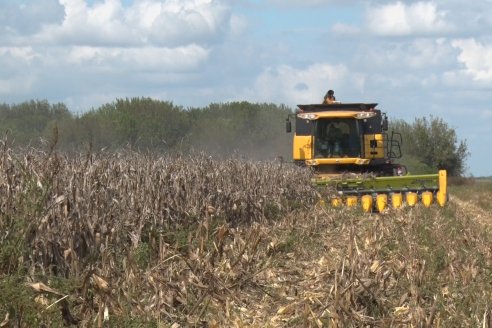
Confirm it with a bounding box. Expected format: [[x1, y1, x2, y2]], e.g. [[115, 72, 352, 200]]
[[297, 103, 378, 112]]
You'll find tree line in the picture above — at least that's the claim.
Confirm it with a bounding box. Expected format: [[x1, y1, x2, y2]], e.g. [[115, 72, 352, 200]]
[[391, 118, 469, 176], [0, 98, 469, 176]]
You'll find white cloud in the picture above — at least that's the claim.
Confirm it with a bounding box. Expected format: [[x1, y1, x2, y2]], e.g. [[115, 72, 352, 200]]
[[0, 0, 230, 99], [250, 63, 356, 105], [357, 38, 455, 71], [0, 44, 210, 98], [331, 23, 359, 35], [66, 45, 210, 70], [451, 39, 492, 83], [0, 0, 64, 37], [0, 47, 38, 63], [4, 0, 231, 48], [404, 38, 453, 68], [228, 14, 248, 36], [128, 0, 230, 47], [0, 74, 36, 94], [366, 1, 451, 36], [266, 0, 338, 7]]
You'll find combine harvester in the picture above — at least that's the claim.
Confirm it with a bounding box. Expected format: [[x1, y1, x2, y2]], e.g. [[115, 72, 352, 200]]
[[286, 102, 447, 212]]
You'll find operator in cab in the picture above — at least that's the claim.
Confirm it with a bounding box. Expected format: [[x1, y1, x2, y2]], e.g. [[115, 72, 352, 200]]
[[326, 122, 343, 156]]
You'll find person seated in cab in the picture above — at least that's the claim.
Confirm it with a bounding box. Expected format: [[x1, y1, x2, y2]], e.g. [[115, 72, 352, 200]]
[[326, 122, 343, 156]]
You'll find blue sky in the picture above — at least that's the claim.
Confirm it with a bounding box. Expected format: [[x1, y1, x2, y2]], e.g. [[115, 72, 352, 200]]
[[1, 0, 491, 176]]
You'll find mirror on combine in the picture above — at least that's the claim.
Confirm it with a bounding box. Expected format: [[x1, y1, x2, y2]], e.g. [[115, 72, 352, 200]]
[[286, 119, 292, 133], [382, 115, 389, 131]]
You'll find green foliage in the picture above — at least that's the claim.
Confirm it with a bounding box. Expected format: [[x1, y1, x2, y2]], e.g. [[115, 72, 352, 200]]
[[0, 100, 71, 146], [0, 98, 293, 160], [0, 275, 65, 327], [392, 116, 469, 176], [185, 102, 292, 159], [133, 242, 151, 269], [398, 154, 435, 174]]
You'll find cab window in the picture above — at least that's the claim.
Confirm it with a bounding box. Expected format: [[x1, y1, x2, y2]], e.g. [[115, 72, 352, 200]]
[[295, 118, 312, 136]]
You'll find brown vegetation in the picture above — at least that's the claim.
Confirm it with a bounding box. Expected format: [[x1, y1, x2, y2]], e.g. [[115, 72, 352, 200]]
[[1, 143, 492, 327]]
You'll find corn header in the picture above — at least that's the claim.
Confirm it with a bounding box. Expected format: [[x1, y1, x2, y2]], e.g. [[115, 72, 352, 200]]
[[286, 103, 447, 212]]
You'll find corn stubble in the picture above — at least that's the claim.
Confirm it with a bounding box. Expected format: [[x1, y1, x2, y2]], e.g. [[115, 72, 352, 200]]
[[1, 143, 492, 327]]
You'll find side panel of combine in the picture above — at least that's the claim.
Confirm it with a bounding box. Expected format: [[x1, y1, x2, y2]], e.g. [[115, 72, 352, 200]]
[[364, 134, 385, 159], [293, 118, 314, 160], [293, 135, 313, 160]]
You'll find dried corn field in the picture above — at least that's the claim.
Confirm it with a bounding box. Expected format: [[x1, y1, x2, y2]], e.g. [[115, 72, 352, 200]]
[[1, 144, 492, 327]]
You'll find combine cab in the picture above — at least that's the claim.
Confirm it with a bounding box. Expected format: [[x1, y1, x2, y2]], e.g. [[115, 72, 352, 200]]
[[286, 103, 447, 212]]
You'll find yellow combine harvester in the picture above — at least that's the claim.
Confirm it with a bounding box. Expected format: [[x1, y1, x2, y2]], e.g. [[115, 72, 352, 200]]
[[286, 102, 447, 212]]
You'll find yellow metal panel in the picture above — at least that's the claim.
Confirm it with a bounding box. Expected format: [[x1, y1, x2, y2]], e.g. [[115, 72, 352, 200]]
[[439, 170, 447, 194], [346, 196, 358, 207], [361, 195, 373, 213], [293, 135, 313, 160], [364, 134, 385, 159], [305, 158, 370, 165], [437, 192, 446, 207], [406, 192, 418, 207], [376, 194, 388, 212], [422, 191, 433, 208], [392, 193, 403, 209], [331, 197, 342, 207], [437, 170, 447, 207]]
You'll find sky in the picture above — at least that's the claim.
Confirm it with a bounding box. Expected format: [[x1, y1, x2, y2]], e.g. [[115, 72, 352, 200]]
[[1, 0, 491, 176]]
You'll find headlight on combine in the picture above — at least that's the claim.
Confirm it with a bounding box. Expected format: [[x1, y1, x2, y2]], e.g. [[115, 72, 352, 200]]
[[355, 112, 376, 119], [298, 113, 317, 120]]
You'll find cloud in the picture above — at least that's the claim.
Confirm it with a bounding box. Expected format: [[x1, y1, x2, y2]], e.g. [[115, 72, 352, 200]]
[[0, 75, 36, 95], [266, 0, 340, 7], [127, 0, 230, 47], [0, 47, 38, 64], [451, 39, 492, 83], [356, 38, 455, 71], [249, 63, 361, 105], [331, 23, 359, 35], [1, 0, 232, 48], [366, 1, 451, 36], [66, 45, 210, 71], [228, 14, 248, 36], [0, 44, 210, 101], [0, 0, 64, 37], [0, 0, 233, 100]]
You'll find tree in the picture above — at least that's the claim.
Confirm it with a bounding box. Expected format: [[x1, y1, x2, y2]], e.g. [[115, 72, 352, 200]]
[[74, 98, 191, 151], [0, 100, 73, 147], [392, 116, 469, 176], [0, 98, 294, 159], [184, 102, 292, 159]]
